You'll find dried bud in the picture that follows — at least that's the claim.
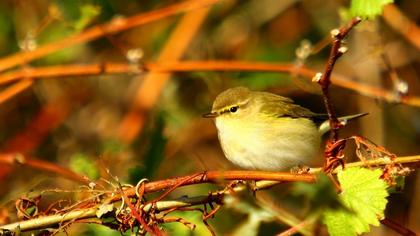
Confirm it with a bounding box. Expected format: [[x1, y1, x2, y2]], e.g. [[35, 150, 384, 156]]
[[89, 182, 96, 189], [338, 46, 348, 54], [312, 72, 322, 83], [396, 80, 408, 95], [126, 48, 144, 63], [19, 32, 37, 52], [330, 29, 340, 38], [295, 40, 312, 60]]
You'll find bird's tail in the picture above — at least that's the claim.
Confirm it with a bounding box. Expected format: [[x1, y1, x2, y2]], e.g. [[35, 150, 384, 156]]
[[318, 113, 368, 135]]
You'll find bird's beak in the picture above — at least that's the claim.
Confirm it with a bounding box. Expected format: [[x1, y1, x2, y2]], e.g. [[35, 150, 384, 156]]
[[202, 112, 218, 118]]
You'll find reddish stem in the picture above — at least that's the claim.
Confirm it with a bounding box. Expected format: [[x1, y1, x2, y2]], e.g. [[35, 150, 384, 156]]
[[380, 218, 417, 236], [111, 170, 316, 202], [318, 17, 361, 142]]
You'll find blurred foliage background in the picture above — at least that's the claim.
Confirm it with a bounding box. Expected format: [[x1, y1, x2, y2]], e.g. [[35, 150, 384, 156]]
[[0, 0, 419, 235]]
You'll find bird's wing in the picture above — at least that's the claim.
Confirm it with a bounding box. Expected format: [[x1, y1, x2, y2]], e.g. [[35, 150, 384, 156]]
[[257, 92, 327, 120]]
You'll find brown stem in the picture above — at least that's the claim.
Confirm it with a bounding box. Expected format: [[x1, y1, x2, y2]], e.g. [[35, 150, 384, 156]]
[[277, 220, 309, 236], [2, 61, 419, 107], [0, 153, 89, 185], [380, 218, 417, 236], [117, 6, 211, 143], [318, 17, 362, 142], [383, 4, 420, 50], [112, 170, 316, 202], [118, 183, 159, 235], [0, 0, 219, 72], [0, 79, 32, 105]]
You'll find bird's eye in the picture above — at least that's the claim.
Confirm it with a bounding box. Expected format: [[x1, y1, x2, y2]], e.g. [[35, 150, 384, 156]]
[[230, 106, 238, 113]]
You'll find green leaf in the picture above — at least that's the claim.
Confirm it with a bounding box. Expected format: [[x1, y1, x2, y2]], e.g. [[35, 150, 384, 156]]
[[323, 167, 389, 236], [350, 0, 393, 19]]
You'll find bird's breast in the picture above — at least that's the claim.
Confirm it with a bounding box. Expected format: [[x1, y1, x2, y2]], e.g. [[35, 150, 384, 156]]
[[215, 116, 321, 170]]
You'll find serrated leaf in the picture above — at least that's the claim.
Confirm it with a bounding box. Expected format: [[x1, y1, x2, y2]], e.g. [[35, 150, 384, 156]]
[[350, 0, 393, 19], [323, 167, 389, 236]]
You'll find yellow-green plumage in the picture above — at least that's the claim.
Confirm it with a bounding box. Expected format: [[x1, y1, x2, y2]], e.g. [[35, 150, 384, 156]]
[[204, 87, 364, 171]]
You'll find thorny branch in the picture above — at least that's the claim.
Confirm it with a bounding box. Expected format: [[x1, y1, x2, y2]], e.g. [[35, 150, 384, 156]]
[[316, 17, 362, 142], [313, 17, 362, 172]]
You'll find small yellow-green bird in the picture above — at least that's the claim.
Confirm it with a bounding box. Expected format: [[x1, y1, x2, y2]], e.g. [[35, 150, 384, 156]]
[[203, 87, 365, 171]]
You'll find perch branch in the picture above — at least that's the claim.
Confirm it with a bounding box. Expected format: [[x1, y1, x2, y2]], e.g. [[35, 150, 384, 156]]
[[0, 155, 419, 233]]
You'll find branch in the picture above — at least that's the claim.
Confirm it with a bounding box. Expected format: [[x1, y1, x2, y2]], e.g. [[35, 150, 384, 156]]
[[316, 17, 362, 142], [312, 18, 362, 172], [0, 0, 219, 72], [124, 170, 315, 196], [380, 218, 417, 236], [309, 155, 420, 173], [117, 5, 211, 143], [1, 155, 418, 233], [383, 4, 420, 50], [1, 61, 419, 107], [0, 79, 32, 105], [0, 173, 308, 232], [0, 153, 90, 185]]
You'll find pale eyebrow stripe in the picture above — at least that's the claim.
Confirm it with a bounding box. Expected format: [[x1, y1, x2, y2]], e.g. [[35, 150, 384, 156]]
[[218, 98, 250, 114]]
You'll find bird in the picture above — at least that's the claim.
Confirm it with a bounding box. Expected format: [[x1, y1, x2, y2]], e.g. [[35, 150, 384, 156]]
[[203, 87, 365, 171]]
